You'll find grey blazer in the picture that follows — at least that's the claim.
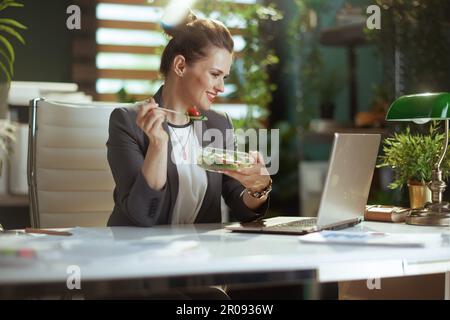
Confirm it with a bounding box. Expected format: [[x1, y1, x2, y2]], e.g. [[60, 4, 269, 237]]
[[107, 86, 269, 227]]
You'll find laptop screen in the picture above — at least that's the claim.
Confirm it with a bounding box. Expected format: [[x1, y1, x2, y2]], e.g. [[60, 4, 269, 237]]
[[316, 133, 381, 227]]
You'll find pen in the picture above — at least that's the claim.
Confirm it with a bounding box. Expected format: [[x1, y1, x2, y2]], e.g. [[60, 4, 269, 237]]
[[25, 228, 72, 236], [0, 248, 36, 259]]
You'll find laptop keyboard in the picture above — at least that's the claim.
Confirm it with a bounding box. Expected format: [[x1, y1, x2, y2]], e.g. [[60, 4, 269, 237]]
[[265, 218, 318, 230]]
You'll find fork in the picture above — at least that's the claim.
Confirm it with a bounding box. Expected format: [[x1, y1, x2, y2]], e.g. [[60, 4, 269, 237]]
[[134, 100, 187, 115]]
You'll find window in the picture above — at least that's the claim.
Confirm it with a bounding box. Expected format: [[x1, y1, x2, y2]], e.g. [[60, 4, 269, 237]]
[[94, 0, 256, 119]]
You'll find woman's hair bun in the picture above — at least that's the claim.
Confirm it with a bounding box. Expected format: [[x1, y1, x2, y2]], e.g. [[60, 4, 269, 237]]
[[159, 10, 233, 77], [161, 10, 197, 39], [184, 10, 197, 25]]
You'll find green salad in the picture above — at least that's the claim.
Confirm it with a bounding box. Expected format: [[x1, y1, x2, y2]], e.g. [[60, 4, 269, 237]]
[[197, 148, 253, 171]]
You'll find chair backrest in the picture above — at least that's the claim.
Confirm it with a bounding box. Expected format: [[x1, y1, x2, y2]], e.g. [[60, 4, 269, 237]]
[[28, 98, 126, 228]]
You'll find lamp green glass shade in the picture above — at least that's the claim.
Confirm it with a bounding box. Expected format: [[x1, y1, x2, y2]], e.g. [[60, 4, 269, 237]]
[[386, 92, 450, 122]]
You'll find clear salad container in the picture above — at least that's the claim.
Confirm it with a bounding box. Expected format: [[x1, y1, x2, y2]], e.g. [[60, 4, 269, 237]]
[[197, 147, 255, 172]]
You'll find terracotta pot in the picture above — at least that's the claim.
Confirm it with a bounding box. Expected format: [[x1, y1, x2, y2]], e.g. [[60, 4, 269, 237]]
[[407, 180, 432, 209]]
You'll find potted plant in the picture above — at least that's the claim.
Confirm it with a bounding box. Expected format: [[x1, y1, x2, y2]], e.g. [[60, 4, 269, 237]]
[[0, 0, 26, 179], [377, 123, 450, 208], [0, 0, 26, 79]]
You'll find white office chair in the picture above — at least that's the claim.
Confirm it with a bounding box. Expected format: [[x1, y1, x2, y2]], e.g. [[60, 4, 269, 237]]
[[28, 98, 126, 228]]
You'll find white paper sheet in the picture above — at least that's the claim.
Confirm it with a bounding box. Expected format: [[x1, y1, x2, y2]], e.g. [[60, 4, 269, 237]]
[[299, 231, 446, 247]]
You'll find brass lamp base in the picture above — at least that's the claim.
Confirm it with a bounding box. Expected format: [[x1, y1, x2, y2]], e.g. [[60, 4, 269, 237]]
[[406, 202, 450, 226]]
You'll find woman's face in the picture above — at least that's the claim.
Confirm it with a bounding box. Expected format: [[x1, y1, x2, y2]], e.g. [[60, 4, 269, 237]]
[[179, 46, 233, 111]]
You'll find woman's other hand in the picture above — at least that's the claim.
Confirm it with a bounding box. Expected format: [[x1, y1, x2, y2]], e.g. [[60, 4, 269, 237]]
[[221, 151, 271, 193], [136, 98, 168, 148]]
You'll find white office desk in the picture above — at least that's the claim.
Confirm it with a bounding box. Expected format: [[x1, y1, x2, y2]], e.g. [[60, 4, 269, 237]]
[[1, 221, 450, 298]]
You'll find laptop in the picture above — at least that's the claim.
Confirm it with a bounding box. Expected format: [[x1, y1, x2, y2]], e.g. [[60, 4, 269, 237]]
[[226, 133, 381, 235]]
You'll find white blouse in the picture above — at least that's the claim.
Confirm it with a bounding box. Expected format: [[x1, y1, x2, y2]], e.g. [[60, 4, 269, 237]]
[[168, 122, 208, 224]]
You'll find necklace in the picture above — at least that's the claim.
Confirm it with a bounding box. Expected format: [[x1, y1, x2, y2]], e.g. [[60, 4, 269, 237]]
[[170, 125, 192, 161]]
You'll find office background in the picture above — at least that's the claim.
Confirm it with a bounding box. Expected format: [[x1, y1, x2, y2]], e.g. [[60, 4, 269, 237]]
[[1, 0, 450, 229]]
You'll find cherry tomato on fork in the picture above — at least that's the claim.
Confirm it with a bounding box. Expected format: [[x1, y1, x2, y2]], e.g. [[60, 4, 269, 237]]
[[187, 106, 201, 117]]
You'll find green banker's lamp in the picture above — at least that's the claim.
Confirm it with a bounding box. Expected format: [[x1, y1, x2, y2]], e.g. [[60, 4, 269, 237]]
[[386, 92, 450, 226]]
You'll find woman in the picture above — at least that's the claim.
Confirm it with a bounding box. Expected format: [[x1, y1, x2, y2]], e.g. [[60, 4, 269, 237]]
[[106, 13, 272, 228]]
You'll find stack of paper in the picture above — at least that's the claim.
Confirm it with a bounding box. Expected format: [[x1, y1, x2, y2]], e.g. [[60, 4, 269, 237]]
[[299, 231, 445, 247]]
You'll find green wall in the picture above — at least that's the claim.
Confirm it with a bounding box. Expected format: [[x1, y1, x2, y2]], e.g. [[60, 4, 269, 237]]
[[303, 0, 383, 161], [319, 0, 382, 124], [7, 0, 72, 82]]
